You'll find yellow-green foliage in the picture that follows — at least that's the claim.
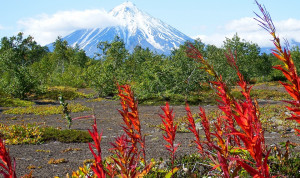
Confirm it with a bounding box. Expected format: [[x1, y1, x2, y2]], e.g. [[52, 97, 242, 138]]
[[3, 103, 91, 115], [171, 103, 296, 134], [255, 81, 282, 87], [41, 86, 93, 100], [71, 163, 93, 177], [86, 97, 104, 102], [0, 97, 34, 107], [36, 149, 51, 153], [48, 158, 67, 164], [259, 104, 297, 132], [251, 90, 291, 101], [232, 88, 290, 101], [0, 123, 43, 144]]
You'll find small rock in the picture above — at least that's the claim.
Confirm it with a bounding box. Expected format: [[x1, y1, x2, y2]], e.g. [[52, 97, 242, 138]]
[[195, 122, 202, 130], [275, 119, 283, 125], [284, 112, 292, 117], [277, 126, 284, 131], [158, 161, 167, 169]]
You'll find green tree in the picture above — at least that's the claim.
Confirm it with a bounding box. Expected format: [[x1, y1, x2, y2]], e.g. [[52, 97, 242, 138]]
[[168, 40, 205, 94], [0, 32, 48, 66], [45, 37, 89, 87], [291, 46, 300, 74], [0, 33, 48, 98], [87, 37, 129, 96], [222, 33, 268, 81], [51, 37, 70, 74], [71, 45, 89, 68]]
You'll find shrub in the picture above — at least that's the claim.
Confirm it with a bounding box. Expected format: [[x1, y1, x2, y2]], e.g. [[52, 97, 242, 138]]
[[0, 123, 92, 144], [0, 97, 34, 107], [0, 123, 43, 145], [41, 127, 92, 143], [3, 103, 91, 115], [40, 86, 90, 100]]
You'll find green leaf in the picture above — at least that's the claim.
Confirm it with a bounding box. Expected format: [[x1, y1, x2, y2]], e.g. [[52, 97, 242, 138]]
[[165, 167, 179, 178]]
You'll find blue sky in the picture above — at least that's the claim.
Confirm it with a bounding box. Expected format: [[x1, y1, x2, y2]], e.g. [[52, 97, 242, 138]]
[[1, 0, 300, 47]]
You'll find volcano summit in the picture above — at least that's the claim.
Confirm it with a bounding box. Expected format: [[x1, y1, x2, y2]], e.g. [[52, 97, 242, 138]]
[[54, 2, 193, 57]]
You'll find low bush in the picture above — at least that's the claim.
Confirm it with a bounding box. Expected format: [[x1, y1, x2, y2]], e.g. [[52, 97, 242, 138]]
[[0, 97, 34, 107], [3, 103, 91, 115], [41, 127, 92, 143], [39, 86, 91, 100], [0, 123, 43, 144], [0, 123, 92, 144]]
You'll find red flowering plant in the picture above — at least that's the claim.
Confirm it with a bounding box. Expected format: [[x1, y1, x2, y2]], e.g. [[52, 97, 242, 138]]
[[117, 84, 146, 164], [0, 137, 16, 178], [106, 84, 152, 177], [86, 84, 152, 177], [254, 0, 300, 135], [160, 102, 180, 169], [186, 44, 270, 177], [88, 118, 117, 177], [109, 134, 138, 177]]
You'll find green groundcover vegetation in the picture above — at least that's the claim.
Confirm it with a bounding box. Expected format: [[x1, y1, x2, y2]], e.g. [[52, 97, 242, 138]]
[[1, 32, 300, 104]]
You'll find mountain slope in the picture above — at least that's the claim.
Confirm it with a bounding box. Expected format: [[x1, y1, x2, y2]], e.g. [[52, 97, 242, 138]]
[[51, 2, 193, 57]]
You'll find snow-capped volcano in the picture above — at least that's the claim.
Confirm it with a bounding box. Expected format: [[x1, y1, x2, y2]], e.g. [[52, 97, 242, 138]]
[[56, 2, 193, 57]]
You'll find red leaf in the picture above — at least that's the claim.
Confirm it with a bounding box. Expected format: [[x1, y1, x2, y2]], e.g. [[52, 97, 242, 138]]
[[237, 160, 259, 177]]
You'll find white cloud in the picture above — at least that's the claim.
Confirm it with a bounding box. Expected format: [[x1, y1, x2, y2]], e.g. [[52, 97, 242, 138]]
[[194, 17, 300, 48], [0, 24, 4, 30], [18, 9, 120, 45]]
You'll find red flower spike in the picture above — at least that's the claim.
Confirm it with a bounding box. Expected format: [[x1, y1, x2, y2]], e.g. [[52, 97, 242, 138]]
[[117, 84, 146, 164], [186, 103, 204, 154], [0, 138, 16, 178], [160, 102, 180, 167], [255, 0, 300, 135], [110, 135, 138, 177], [217, 152, 230, 178], [88, 119, 108, 177], [187, 42, 270, 177], [198, 107, 211, 143]]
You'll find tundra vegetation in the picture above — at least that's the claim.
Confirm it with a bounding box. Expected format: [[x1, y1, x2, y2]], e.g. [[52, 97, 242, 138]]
[[1, 1, 300, 177]]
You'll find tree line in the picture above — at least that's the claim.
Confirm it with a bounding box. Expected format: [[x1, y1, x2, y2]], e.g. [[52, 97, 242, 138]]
[[1, 32, 300, 101]]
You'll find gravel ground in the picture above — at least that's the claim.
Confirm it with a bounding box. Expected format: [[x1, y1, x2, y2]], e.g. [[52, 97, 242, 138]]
[[1, 85, 299, 177]]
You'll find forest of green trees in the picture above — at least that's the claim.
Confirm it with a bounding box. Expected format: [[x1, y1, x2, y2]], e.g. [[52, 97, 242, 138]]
[[1, 32, 300, 103]]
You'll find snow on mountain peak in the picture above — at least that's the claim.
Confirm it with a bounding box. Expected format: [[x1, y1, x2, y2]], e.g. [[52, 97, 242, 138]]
[[109, 1, 148, 29], [108, 1, 186, 50], [55, 2, 193, 57]]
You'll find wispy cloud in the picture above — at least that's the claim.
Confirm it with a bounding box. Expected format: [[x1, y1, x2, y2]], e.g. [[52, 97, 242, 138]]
[[0, 24, 4, 30], [18, 9, 120, 45], [194, 17, 300, 48]]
